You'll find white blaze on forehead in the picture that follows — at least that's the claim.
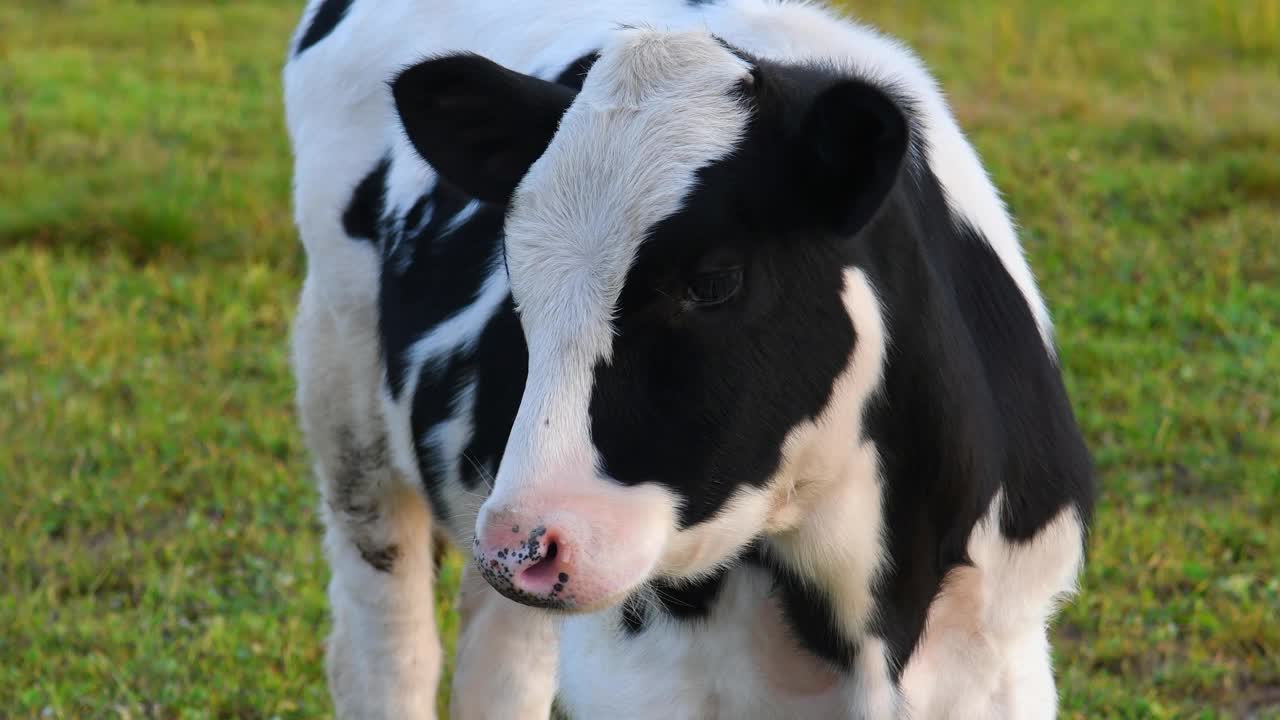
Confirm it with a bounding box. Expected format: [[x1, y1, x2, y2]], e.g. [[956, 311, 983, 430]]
[[506, 28, 752, 362], [498, 29, 753, 477]]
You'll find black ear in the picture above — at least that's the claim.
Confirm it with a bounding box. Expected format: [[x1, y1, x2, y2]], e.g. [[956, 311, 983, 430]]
[[793, 80, 909, 236], [391, 53, 578, 203]]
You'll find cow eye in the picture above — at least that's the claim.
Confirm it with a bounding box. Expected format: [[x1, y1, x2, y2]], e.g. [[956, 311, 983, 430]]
[[686, 266, 743, 307]]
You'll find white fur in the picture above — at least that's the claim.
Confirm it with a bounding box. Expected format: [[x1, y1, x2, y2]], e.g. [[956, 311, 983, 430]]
[[557, 575, 903, 720], [451, 564, 560, 720], [285, 1, 1073, 717], [558, 568, 862, 719], [899, 496, 1085, 719], [323, 485, 442, 720]]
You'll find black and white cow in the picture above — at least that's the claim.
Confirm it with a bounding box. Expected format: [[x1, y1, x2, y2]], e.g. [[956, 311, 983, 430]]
[[284, 0, 1094, 717]]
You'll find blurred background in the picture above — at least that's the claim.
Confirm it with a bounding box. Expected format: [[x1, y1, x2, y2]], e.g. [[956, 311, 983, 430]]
[[1, 0, 1276, 717]]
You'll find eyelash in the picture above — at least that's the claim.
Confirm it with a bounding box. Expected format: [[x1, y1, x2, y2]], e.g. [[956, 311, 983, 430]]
[[685, 266, 743, 307]]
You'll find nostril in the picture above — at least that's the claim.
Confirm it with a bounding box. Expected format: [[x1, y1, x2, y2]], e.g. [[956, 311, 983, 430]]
[[520, 537, 564, 587]]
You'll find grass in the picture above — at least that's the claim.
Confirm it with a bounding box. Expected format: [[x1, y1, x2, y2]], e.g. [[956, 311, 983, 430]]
[[1, 0, 1276, 717]]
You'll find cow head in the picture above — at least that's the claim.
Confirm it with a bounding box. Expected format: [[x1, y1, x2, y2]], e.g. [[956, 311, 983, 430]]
[[392, 30, 908, 611]]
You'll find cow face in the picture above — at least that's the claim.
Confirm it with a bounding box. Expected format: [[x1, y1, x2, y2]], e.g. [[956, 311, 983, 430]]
[[393, 30, 908, 611]]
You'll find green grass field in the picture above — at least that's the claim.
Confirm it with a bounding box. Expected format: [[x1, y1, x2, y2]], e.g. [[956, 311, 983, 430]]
[[2, 0, 1277, 717]]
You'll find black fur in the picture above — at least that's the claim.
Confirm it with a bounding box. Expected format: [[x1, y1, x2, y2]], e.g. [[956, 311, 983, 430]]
[[408, 349, 474, 527], [457, 296, 527, 492], [619, 595, 650, 635], [342, 155, 390, 244], [553, 52, 600, 91], [588, 61, 904, 530], [620, 571, 732, 636], [378, 179, 503, 397], [857, 180, 1096, 673], [294, 0, 353, 56], [392, 54, 577, 203], [402, 307, 526, 529], [760, 555, 860, 667]]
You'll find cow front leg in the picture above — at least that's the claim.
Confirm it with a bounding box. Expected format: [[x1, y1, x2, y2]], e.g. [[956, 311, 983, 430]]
[[449, 561, 559, 719], [325, 479, 442, 720]]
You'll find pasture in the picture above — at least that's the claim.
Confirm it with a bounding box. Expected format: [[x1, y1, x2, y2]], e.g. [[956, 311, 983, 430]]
[[1, 0, 1277, 717]]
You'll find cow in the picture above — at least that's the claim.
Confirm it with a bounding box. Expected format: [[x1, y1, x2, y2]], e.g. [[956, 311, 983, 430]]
[[283, 0, 1095, 717]]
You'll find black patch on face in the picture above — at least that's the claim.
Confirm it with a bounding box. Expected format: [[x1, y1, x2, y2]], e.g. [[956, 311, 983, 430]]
[[379, 179, 504, 397], [588, 61, 886, 529], [552, 52, 600, 91], [295, 0, 354, 56], [343, 154, 390, 244]]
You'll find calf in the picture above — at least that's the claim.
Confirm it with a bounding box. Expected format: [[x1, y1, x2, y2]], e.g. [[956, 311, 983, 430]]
[[284, 0, 1094, 717]]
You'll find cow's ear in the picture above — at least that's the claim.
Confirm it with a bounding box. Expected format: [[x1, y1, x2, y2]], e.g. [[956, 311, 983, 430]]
[[392, 53, 577, 203], [791, 80, 909, 236]]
